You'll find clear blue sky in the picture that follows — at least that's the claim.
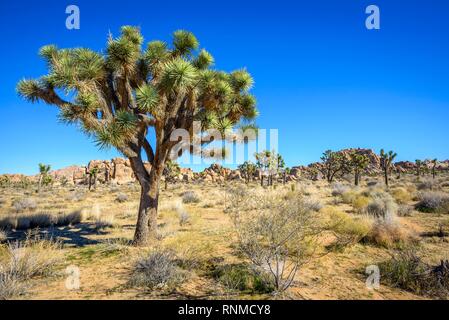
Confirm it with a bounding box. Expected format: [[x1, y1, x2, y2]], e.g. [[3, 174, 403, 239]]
[[1, 0, 448, 174]]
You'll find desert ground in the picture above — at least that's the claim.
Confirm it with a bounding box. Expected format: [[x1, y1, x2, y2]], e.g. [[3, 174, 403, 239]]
[[1, 171, 448, 300]]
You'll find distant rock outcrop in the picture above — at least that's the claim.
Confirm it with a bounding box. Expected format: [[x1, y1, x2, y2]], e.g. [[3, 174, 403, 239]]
[[1, 150, 448, 186]]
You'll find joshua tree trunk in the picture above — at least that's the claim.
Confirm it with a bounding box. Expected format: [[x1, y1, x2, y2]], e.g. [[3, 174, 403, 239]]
[[384, 169, 389, 187], [354, 171, 360, 186], [131, 147, 168, 246], [38, 175, 43, 193]]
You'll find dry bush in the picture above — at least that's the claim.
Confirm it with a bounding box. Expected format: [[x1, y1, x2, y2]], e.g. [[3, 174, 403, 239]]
[[366, 180, 378, 187], [12, 198, 37, 213], [416, 191, 449, 214], [361, 194, 411, 247], [417, 179, 437, 191], [0, 230, 7, 243], [128, 249, 185, 291], [94, 214, 116, 230], [0, 211, 82, 231], [115, 193, 129, 203], [0, 235, 64, 299], [324, 207, 372, 250], [365, 193, 398, 219], [331, 183, 350, 197], [398, 204, 414, 217], [65, 190, 86, 202], [379, 249, 449, 299], [365, 219, 410, 248], [351, 194, 371, 213], [341, 190, 359, 205], [212, 263, 274, 294], [0, 272, 27, 300], [182, 191, 200, 204], [178, 211, 190, 227], [390, 187, 413, 204], [228, 188, 323, 292]]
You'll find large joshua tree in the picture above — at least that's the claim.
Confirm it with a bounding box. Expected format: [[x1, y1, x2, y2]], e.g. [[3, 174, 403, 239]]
[[379, 149, 397, 187], [17, 27, 258, 246]]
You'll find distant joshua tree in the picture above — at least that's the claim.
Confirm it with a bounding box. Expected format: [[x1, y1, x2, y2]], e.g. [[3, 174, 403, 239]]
[[238, 161, 257, 184], [88, 167, 99, 191], [255, 151, 284, 186], [348, 151, 369, 186], [38, 163, 51, 193], [163, 160, 181, 190], [320, 150, 347, 183], [17, 27, 258, 246], [431, 159, 438, 179], [379, 149, 397, 187], [415, 159, 423, 178]]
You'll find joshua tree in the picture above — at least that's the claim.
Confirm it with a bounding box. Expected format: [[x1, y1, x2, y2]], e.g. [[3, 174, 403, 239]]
[[88, 167, 99, 191], [37, 163, 51, 193], [379, 149, 397, 187], [17, 27, 257, 245], [415, 159, 423, 178], [319, 150, 347, 183], [238, 161, 257, 184], [255, 151, 283, 186], [348, 151, 369, 186], [431, 158, 438, 179], [163, 160, 181, 190]]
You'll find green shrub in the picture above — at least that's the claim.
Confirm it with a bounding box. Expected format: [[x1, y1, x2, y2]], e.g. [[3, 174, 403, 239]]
[[212, 263, 274, 294], [379, 249, 449, 299]]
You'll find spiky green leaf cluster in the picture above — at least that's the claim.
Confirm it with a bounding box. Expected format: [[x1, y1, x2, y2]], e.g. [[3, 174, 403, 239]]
[[17, 26, 258, 157]]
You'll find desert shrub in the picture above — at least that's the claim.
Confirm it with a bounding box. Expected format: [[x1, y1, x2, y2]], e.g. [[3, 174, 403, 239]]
[[351, 194, 371, 212], [0, 235, 63, 299], [97, 238, 131, 256], [229, 189, 323, 292], [94, 214, 115, 230], [0, 237, 63, 279], [66, 190, 86, 202], [364, 219, 409, 248], [379, 249, 449, 299], [398, 205, 414, 217], [12, 198, 37, 213], [417, 179, 436, 191], [129, 249, 184, 291], [341, 190, 359, 205], [178, 210, 190, 226], [182, 191, 200, 204], [391, 187, 413, 204], [0, 211, 82, 231], [55, 211, 83, 226], [325, 207, 371, 250], [212, 263, 274, 294], [331, 183, 349, 197], [0, 272, 27, 300], [366, 180, 378, 187], [303, 198, 323, 212], [0, 236, 64, 299], [0, 230, 7, 243], [115, 193, 128, 203], [415, 192, 449, 214], [365, 194, 398, 219]]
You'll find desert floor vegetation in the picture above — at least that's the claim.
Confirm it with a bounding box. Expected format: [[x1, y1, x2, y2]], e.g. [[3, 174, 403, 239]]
[[0, 173, 448, 300]]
